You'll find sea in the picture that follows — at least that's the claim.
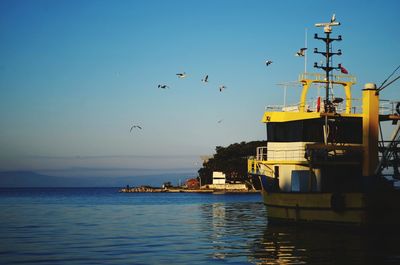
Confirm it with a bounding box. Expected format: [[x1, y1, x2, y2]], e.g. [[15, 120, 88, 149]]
[[1, 188, 400, 265]]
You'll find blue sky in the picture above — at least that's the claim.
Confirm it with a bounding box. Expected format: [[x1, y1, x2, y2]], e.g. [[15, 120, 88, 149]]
[[0, 0, 399, 179]]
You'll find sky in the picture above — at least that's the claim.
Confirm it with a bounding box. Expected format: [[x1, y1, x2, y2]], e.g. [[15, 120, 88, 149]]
[[0, 0, 399, 180]]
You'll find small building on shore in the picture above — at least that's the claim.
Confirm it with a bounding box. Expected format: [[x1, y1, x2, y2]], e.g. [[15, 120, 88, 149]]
[[212, 171, 226, 185], [186, 178, 200, 189]]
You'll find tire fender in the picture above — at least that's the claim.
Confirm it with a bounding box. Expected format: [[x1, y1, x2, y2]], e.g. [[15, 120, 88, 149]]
[[330, 193, 345, 212]]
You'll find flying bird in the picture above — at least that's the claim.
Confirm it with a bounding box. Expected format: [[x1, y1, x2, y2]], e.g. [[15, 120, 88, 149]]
[[130, 125, 142, 132], [265, 60, 273, 66], [176, 72, 187, 78], [295, 48, 307, 57], [217, 119, 223, 124], [158, 84, 169, 89], [331, 13, 336, 23], [219, 85, 227, 92], [201, 75, 209, 83]]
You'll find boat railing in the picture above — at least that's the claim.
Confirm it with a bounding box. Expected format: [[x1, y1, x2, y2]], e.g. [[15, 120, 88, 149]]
[[299, 72, 357, 84], [255, 145, 309, 162], [256, 146, 268, 161], [247, 158, 258, 174], [255, 143, 364, 164], [267, 146, 308, 161], [265, 102, 308, 112], [265, 97, 398, 115], [265, 98, 362, 114], [379, 100, 400, 115]]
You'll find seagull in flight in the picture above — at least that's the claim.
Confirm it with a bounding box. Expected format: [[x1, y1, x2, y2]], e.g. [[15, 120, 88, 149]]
[[201, 75, 209, 83], [265, 60, 273, 66], [295, 48, 307, 57], [158, 84, 169, 89], [331, 13, 336, 23], [219, 85, 227, 92], [176, 72, 187, 79], [217, 119, 223, 124], [130, 124, 142, 132]]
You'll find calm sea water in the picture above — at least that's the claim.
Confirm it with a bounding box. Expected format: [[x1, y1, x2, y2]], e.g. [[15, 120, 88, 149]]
[[1, 188, 400, 265]]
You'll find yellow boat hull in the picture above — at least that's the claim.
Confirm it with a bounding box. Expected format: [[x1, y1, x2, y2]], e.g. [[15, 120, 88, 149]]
[[262, 190, 400, 226]]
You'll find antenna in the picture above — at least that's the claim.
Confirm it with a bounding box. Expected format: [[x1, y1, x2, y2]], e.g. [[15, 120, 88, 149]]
[[313, 14, 343, 113], [315, 22, 340, 33], [315, 13, 341, 33]]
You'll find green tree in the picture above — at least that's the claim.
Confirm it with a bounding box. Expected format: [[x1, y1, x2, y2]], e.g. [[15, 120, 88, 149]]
[[198, 141, 266, 188]]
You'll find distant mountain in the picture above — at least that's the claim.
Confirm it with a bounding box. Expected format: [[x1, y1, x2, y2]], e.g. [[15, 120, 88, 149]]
[[0, 171, 196, 188]]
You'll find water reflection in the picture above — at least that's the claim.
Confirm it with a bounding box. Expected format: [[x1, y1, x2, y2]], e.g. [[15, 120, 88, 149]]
[[251, 224, 400, 265], [252, 226, 306, 264], [200, 201, 400, 265], [211, 203, 227, 259], [200, 201, 267, 262], [3, 189, 400, 265]]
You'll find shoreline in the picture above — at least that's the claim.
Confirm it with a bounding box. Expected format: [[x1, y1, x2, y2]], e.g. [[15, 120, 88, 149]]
[[119, 187, 260, 194]]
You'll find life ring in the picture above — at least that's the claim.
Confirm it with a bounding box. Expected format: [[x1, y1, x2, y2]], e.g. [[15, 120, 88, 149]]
[[396, 102, 400, 115], [330, 193, 345, 212], [316, 97, 321, 112]]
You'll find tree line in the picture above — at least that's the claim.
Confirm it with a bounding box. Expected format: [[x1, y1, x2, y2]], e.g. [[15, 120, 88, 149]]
[[197, 141, 266, 189]]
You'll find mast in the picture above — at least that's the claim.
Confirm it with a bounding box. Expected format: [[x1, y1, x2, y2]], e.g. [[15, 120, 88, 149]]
[[313, 15, 342, 112]]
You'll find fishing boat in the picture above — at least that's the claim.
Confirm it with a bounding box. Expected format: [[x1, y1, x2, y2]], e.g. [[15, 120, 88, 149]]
[[248, 16, 400, 226]]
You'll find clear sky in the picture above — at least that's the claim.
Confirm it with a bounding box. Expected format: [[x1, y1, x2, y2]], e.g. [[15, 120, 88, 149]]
[[0, 0, 399, 179]]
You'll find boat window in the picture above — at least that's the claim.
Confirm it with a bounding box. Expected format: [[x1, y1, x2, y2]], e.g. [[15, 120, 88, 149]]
[[267, 117, 362, 143]]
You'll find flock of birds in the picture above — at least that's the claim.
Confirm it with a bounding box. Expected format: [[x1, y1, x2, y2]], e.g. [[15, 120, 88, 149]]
[[157, 72, 228, 93], [130, 40, 321, 133], [156, 47, 308, 94], [130, 14, 343, 134], [132, 72, 224, 132], [265, 47, 307, 67]]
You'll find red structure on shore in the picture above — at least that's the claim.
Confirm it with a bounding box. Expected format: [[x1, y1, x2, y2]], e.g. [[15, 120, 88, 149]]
[[186, 178, 200, 189]]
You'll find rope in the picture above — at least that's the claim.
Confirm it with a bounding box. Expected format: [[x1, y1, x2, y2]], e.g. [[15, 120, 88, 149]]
[[378, 64, 400, 92], [378, 75, 400, 92]]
